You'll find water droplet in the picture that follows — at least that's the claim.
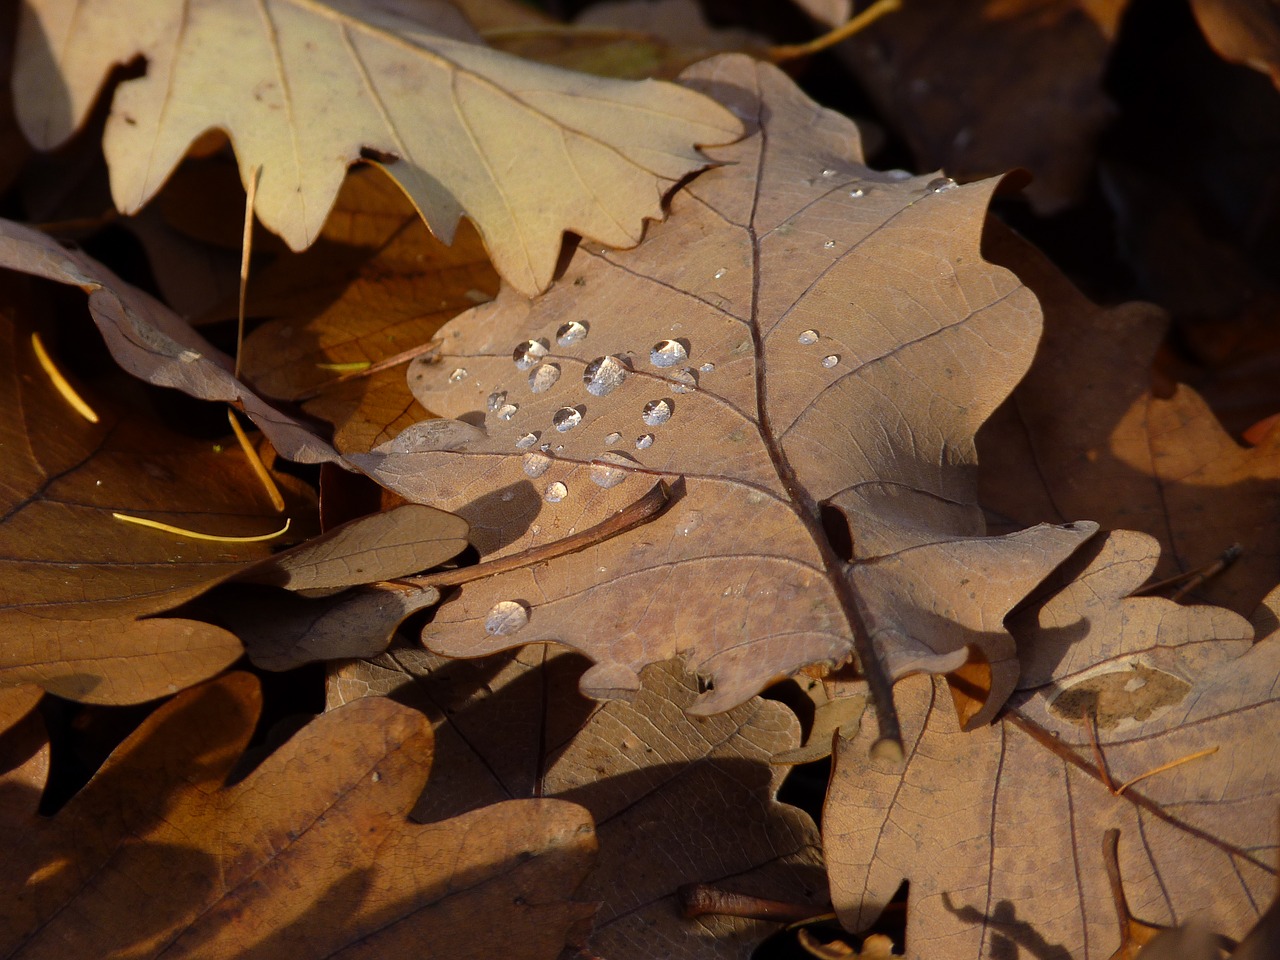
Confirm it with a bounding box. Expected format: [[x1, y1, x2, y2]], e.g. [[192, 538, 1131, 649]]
[[822, 168, 837, 178], [642, 398, 672, 426], [590, 452, 635, 488], [668, 368, 698, 393], [528, 362, 561, 393], [849, 187, 865, 199], [552, 406, 583, 432], [556, 321, 588, 346], [448, 367, 468, 383], [512, 339, 549, 370], [604, 431, 622, 445], [544, 481, 568, 503], [485, 600, 528, 636], [496, 403, 519, 420], [583, 355, 627, 396], [824, 239, 836, 250], [650, 339, 689, 368], [500, 490, 515, 502], [798, 329, 819, 345], [635, 433, 654, 450], [522, 452, 552, 478], [487, 391, 507, 412], [713, 267, 727, 279], [699, 362, 715, 373], [676, 510, 703, 536], [886, 169, 913, 181], [927, 176, 958, 193], [822, 354, 840, 368], [515, 431, 540, 449]]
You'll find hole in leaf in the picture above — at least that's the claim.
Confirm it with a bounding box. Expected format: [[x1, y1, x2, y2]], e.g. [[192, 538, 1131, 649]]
[[820, 503, 854, 562]]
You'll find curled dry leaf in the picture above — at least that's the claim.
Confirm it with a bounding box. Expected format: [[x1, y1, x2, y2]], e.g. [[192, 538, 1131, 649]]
[[13, 0, 743, 294], [0, 672, 598, 958], [823, 587, 1278, 959], [329, 649, 826, 960], [353, 54, 1093, 731]]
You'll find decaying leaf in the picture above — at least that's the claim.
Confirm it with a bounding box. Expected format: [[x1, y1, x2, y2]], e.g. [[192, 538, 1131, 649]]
[[330, 649, 826, 960], [351, 54, 1094, 733], [0, 671, 598, 958], [14, 0, 743, 294], [823, 586, 1279, 959]]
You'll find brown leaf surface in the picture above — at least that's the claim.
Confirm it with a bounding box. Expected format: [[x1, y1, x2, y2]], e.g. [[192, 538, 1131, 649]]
[[1190, 0, 1280, 90], [330, 648, 826, 960], [824, 587, 1279, 959], [351, 54, 1093, 728], [14, 0, 743, 294], [0, 672, 598, 958], [977, 225, 1280, 616]]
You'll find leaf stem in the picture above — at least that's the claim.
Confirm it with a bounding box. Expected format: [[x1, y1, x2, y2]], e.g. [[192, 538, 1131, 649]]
[[767, 0, 902, 63]]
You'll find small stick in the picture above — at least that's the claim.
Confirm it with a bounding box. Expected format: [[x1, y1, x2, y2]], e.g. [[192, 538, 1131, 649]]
[[768, 0, 901, 63], [1132, 544, 1242, 599], [31, 332, 99, 423], [227, 408, 286, 512], [679, 883, 825, 923], [234, 165, 262, 381], [112, 512, 290, 543]]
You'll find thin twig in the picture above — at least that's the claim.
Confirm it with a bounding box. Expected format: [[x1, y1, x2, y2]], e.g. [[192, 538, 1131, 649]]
[[767, 0, 901, 63]]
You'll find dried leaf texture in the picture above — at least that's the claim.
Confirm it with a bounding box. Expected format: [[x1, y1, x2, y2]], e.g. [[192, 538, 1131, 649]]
[[330, 649, 825, 960], [0, 672, 597, 959], [824, 587, 1280, 960], [13, 0, 743, 294], [354, 54, 1092, 722]]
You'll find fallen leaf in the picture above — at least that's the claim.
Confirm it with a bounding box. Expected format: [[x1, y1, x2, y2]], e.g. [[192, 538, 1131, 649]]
[[351, 54, 1094, 732], [977, 224, 1280, 616], [14, 0, 743, 294], [1, 671, 598, 958], [1189, 0, 1280, 90], [823, 586, 1280, 959], [330, 649, 826, 960]]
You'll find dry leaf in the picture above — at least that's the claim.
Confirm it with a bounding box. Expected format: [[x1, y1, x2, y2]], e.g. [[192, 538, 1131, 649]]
[[330, 649, 826, 960], [14, 0, 743, 294], [1189, 0, 1280, 90], [823, 586, 1280, 959], [351, 54, 1094, 729], [0, 671, 598, 958]]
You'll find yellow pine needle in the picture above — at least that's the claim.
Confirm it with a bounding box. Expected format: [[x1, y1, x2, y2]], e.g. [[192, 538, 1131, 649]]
[[767, 0, 901, 63], [315, 361, 372, 372], [30, 332, 99, 423], [227, 408, 286, 512], [235, 165, 262, 381], [112, 512, 290, 542], [1115, 746, 1219, 796]]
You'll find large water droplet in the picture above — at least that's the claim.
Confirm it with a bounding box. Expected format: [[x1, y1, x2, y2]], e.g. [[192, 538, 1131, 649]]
[[512, 339, 549, 370], [487, 390, 506, 412], [496, 403, 519, 420], [544, 481, 567, 503], [528, 362, 561, 393], [798, 329, 819, 345], [676, 510, 703, 536], [556, 321, 588, 346], [649, 339, 689, 368], [553, 406, 583, 432], [522, 452, 552, 478], [515, 431, 540, 449], [635, 433, 654, 450], [822, 354, 840, 368], [642, 399, 672, 426], [604, 431, 622, 445], [668, 368, 698, 393], [485, 600, 528, 636], [448, 367, 468, 383], [927, 176, 958, 193], [590, 452, 635, 488], [583, 355, 627, 396]]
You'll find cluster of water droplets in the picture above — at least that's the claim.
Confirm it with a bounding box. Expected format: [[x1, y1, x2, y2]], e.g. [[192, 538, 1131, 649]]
[[797, 328, 840, 369]]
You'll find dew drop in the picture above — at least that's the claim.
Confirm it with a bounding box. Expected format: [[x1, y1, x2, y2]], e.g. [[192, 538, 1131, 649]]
[[886, 169, 913, 181], [496, 403, 519, 420], [544, 481, 568, 503], [485, 600, 529, 636], [522, 452, 552, 478], [486, 390, 507, 412], [822, 354, 840, 368], [713, 267, 727, 279], [512, 339, 549, 370], [583, 355, 627, 396], [849, 187, 866, 199], [822, 168, 837, 178], [528, 362, 561, 393], [556, 321, 588, 346], [824, 239, 836, 250], [553, 406, 583, 432], [590, 452, 635, 489], [669, 368, 698, 393], [604, 431, 623, 445], [676, 510, 703, 536], [635, 433, 654, 450], [448, 367, 468, 383], [699, 362, 715, 373], [642, 398, 672, 426], [650, 339, 689, 368], [515, 431, 540, 450], [927, 176, 958, 193], [798, 329, 819, 345]]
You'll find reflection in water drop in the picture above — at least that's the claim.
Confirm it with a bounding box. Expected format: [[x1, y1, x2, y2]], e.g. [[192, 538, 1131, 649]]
[[849, 187, 865, 199], [635, 433, 654, 450], [583, 355, 627, 396], [699, 362, 715, 373], [512, 339, 549, 370], [528, 362, 561, 393], [604, 431, 622, 445], [822, 355, 840, 368], [553, 407, 583, 432], [590, 452, 634, 488], [669, 368, 698, 393], [798, 329, 819, 345], [822, 168, 836, 178], [713, 268, 727, 279], [642, 399, 672, 426], [485, 600, 529, 636], [886, 169, 913, 181], [487, 390, 506, 412], [448, 368, 468, 383], [556, 321, 588, 346], [676, 510, 703, 536], [544, 481, 568, 503], [927, 176, 958, 193], [824, 240, 836, 250], [515, 431, 540, 449], [496, 403, 519, 420], [522, 452, 552, 478], [650, 339, 689, 368]]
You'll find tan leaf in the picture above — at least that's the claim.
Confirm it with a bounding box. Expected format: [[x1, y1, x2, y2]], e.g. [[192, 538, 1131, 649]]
[[14, 0, 743, 294], [329, 649, 826, 960], [823, 587, 1280, 959], [351, 54, 1093, 731], [0, 672, 597, 958]]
